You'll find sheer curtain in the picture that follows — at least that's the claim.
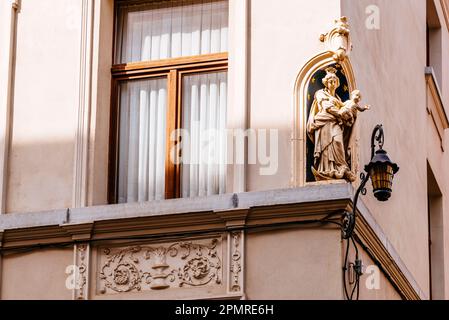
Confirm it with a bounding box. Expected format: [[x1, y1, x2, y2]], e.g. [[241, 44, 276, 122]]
[[116, 0, 229, 64], [118, 78, 167, 203], [181, 71, 227, 197], [116, 0, 229, 203]]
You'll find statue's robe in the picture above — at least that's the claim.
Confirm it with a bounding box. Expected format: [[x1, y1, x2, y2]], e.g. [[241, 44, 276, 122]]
[[306, 89, 352, 180]]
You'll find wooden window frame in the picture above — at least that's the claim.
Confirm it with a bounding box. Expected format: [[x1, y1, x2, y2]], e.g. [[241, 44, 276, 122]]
[[108, 52, 229, 204]]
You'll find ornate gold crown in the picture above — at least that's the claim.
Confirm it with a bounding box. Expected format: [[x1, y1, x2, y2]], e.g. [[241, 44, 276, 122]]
[[325, 66, 338, 75]]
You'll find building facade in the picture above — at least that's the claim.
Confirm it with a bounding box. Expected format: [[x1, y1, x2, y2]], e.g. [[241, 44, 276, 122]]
[[0, 0, 448, 300]]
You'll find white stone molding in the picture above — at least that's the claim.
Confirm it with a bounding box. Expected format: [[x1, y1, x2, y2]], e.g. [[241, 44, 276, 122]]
[[73, 242, 90, 300], [227, 0, 248, 193], [0, 0, 20, 214], [85, 0, 114, 206], [73, 0, 95, 208]]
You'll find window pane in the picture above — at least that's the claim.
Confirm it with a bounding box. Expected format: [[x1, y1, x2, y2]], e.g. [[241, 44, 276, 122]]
[[118, 78, 167, 203], [116, 0, 229, 64], [181, 71, 227, 198]]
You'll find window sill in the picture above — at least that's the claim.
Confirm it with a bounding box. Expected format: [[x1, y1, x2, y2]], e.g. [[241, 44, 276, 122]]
[[425, 66, 449, 151]]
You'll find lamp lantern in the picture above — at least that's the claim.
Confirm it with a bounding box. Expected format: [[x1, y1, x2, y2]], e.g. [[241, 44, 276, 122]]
[[365, 148, 399, 202], [342, 124, 399, 239]]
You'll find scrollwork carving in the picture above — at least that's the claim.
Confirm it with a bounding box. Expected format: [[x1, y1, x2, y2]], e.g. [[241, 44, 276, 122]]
[[229, 232, 243, 293], [320, 16, 352, 62], [74, 243, 89, 300], [178, 240, 221, 287], [98, 238, 222, 295]]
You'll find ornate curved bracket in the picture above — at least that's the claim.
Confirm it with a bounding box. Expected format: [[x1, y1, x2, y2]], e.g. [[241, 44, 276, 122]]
[[342, 125, 384, 239], [371, 124, 384, 159], [320, 16, 352, 62]]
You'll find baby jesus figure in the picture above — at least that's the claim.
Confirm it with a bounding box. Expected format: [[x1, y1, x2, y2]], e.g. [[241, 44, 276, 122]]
[[338, 90, 370, 126]]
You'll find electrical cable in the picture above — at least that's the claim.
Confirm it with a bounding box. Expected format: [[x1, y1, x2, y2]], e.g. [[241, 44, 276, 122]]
[[342, 236, 351, 300], [343, 233, 362, 301], [352, 235, 361, 300]]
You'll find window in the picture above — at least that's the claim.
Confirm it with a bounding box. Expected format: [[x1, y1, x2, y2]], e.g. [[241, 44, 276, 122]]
[[109, 0, 229, 204], [427, 163, 444, 300]]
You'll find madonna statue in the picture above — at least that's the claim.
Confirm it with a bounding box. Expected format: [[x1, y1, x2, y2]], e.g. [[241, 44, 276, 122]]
[[306, 67, 369, 182]]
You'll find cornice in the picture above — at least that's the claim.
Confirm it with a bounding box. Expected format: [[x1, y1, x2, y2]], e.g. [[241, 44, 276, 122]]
[[425, 67, 449, 151], [355, 216, 422, 300], [1, 184, 351, 247], [61, 222, 94, 241]]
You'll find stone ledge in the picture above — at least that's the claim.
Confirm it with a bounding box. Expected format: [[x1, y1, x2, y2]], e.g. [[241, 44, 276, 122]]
[[0, 183, 353, 232]]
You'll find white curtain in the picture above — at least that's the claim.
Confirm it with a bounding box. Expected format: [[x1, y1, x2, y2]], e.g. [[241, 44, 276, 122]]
[[116, 0, 229, 64], [118, 78, 167, 203], [181, 71, 227, 197]]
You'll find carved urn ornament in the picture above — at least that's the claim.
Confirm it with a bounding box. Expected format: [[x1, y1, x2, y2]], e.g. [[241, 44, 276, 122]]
[[306, 17, 370, 183]]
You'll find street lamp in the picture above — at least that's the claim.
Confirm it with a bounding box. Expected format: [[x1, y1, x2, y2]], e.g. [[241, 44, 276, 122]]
[[342, 124, 399, 239]]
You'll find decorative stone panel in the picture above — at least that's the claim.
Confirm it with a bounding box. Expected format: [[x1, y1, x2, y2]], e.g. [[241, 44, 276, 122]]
[[74, 243, 90, 300], [92, 233, 243, 299], [228, 231, 244, 294]]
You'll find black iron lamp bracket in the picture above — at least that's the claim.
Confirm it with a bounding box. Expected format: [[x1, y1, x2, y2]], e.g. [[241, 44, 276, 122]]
[[342, 124, 384, 239], [341, 124, 399, 300]]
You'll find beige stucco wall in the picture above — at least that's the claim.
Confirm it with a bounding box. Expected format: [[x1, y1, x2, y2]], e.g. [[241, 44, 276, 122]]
[[426, 88, 449, 298], [1, 248, 73, 300], [342, 0, 449, 299], [5, 0, 81, 213], [246, 228, 343, 299], [247, 0, 342, 191], [246, 228, 403, 300], [354, 245, 403, 300]]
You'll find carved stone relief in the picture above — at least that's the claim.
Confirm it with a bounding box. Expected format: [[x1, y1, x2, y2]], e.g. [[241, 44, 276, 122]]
[[228, 231, 244, 294], [74, 243, 89, 300], [320, 16, 352, 62], [98, 237, 224, 295]]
